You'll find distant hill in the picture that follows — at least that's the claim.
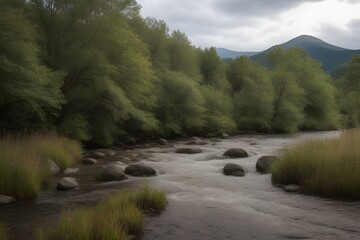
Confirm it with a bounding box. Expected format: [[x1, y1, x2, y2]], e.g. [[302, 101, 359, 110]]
[[216, 48, 259, 59], [250, 35, 360, 74]]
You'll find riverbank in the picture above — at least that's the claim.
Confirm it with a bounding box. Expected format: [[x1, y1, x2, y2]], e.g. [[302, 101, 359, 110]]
[[1, 132, 359, 240], [272, 129, 360, 199], [0, 134, 82, 200]]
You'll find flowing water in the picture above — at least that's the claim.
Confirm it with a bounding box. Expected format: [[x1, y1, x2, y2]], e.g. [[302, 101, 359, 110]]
[[1, 131, 359, 240]]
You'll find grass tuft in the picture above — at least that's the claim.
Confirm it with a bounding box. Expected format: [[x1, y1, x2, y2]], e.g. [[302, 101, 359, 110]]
[[37, 185, 167, 240], [135, 184, 168, 213], [271, 129, 360, 199], [0, 134, 82, 200]]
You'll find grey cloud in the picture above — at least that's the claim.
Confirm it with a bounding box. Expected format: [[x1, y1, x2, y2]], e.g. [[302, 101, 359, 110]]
[[138, 0, 360, 51], [341, 0, 360, 3], [212, 0, 325, 17], [319, 19, 360, 49]]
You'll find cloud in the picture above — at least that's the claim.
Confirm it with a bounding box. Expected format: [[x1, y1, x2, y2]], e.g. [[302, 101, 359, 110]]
[[319, 18, 360, 49], [138, 0, 360, 51], [212, 0, 325, 18]]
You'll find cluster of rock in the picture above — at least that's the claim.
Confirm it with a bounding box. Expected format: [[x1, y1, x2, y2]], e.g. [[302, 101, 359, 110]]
[[55, 148, 157, 191], [220, 148, 280, 177]]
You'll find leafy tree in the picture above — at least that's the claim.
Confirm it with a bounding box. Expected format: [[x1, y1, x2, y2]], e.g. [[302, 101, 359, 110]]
[[28, 0, 158, 146], [167, 31, 200, 79], [228, 57, 274, 131], [156, 71, 205, 136], [270, 70, 305, 132], [201, 86, 236, 135], [129, 17, 171, 71], [0, 7, 63, 131], [338, 55, 360, 127], [268, 47, 340, 131], [200, 47, 230, 91]]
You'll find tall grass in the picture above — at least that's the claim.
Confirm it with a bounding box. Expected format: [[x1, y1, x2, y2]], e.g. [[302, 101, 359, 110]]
[[0, 134, 82, 200], [272, 129, 360, 199], [0, 223, 12, 240], [37, 185, 167, 240]]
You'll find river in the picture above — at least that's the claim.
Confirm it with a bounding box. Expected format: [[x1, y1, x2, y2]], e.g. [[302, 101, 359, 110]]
[[1, 131, 359, 240]]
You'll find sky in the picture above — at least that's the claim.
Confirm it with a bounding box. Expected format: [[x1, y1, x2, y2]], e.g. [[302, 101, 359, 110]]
[[137, 0, 360, 51]]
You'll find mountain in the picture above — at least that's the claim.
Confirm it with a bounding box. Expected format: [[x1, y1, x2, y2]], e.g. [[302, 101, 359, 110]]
[[216, 48, 259, 59], [251, 35, 360, 73]]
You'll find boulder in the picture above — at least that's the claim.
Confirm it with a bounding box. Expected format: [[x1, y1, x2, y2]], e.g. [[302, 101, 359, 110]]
[[159, 138, 168, 145], [256, 156, 279, 173], [94, 149, 116, 157], [90, 152, 107, 159], [0, 195, 16, 205], [284, 185, 301, 193], [64, 168, 79, 174], [82, 158, 97, 165], [175, 148, 203, 154], [222, 133, 229, 138], [47, 159, 60, 174], [209, 138, 221, 143], [223, 163, 245, 177], [124, 164, 156, 177], [187, 139, 207, 145], [223, 148, 248, 158], [97, 166, 128, 181], [57, 177, 79, 190], [123, 136, 136, 145]]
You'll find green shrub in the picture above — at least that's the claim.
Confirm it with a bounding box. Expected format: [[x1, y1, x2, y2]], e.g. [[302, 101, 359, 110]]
[[272, 129, 360, 199]]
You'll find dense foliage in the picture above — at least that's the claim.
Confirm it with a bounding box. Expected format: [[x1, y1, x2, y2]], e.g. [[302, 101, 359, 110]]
[[0, 0, 357, 146]]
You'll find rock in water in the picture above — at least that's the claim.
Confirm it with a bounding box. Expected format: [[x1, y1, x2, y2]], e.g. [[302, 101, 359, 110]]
[[97, 166, 128, 181], [284, 185, 301, 193], [48, 159, 60, 174], [223, 163, 245, 177], [90, 152, 107, 159], [175, 148, 203, 154], [82, 158, 97, 165], [159, 138, 168, 145], [223, 148, 248, 158], [187, 139, 208, 145], [0, 195, 16, 205], [256, 156, 279, 173], [94, 149, 116, 157], [124, 164, 157, 176], [222, 133, 229, 138], [57, 177, 79, 190]]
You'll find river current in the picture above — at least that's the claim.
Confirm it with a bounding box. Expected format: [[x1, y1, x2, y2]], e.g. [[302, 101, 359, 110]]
[[1, 131, 359, 240]]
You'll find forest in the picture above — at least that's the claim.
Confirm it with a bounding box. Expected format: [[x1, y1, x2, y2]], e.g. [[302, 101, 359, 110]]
[[1, 0, 360, 147]]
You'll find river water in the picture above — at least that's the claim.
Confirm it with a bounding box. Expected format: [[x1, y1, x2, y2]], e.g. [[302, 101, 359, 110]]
[[1, 131, 359, 240]]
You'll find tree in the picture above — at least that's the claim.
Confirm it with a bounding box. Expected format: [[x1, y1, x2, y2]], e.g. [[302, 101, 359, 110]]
[[167, 31, 200, 79], [338, 55, 360, 127], [268, 47, 340, 131], [200, 47, 230, 91], [28, 0, 158, 146], [270, 70, 305, 132], [201, 86, 236, 135], [0, 7, 63, 131], [156, 71, 205, 136], [228, 57, 274, 131]]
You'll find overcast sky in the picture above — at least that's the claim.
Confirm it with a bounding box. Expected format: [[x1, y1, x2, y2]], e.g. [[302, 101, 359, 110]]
[[137, 0, 360, 51]]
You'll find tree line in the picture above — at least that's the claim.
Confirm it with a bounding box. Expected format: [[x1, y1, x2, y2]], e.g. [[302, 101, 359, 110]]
[[1, 0, 359, 146]]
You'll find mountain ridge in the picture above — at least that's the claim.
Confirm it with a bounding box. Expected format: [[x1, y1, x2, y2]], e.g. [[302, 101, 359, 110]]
[[217, 35, 360, 75], [216, 48, 259, 59]]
